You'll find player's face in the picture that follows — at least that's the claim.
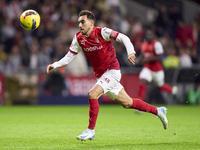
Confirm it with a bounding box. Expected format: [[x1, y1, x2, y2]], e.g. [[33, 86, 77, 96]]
[[146, 30, 154, 42], [78, 15, 94, 36]]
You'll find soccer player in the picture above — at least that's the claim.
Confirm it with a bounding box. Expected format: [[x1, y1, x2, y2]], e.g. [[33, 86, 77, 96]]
[[46, 10, 168, 141], [136, 30, 178, 102]]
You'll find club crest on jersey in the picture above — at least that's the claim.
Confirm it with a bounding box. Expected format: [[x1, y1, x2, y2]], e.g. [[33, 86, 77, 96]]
[[95, 38, 99, 43]]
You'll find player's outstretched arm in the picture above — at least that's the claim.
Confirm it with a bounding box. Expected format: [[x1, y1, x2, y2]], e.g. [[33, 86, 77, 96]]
[[101, 28, 135, 57], [46, 64, 54, 74], [114, 32, 136, 58], [46, 51, 77, 74]]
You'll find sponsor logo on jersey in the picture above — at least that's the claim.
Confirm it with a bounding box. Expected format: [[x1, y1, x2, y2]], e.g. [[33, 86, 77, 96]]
[[84, 45, 103, 52]]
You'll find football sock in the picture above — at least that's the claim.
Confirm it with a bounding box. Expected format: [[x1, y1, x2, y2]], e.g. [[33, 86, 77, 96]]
[[138, 82, 146, 100], [159, 83, 173, 93], [88, 99, 99, 130], [130, 98, 158, 115]]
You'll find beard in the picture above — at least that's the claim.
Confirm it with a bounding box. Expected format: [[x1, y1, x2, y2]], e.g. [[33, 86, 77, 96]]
[[81, 27, 91, 35]]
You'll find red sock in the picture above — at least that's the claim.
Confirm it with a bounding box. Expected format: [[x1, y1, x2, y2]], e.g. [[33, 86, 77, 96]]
[[138, 82, 146, 100], [159, 83, 172, 93], [88, 99, 99, 130], [130, 98, 158, 115]]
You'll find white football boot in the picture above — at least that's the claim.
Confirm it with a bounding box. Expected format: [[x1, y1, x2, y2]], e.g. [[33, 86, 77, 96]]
[[76, 129, 95, 141], [157, 107, 168, 129]]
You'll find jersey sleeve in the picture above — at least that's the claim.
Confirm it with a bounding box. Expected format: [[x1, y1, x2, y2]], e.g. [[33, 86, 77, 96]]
[[52, 34, 81, 69], [101, 27, 119, 41], [154, 41, 164, 55], [52, 51, 76, 69], [101, 27, 135, 55], [116, 33, 136, 55], [69, 34, 82, 54]]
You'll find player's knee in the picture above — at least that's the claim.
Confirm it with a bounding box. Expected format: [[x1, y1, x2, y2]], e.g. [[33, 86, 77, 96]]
[[122, 105, 129, 109], [88, 90, 97, 99], [121, 103, 132, 109], [141, 79, 150, 86]]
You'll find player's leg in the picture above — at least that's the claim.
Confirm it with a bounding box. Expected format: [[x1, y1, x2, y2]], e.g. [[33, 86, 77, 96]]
[[102, 69, 166, 126], [153, 70, 178, 96], [138, 79, 147, 100], [87, 84, 104, 130], [138, 68, 152, 100], [76, 84, 104, 141], [154, 70, 172, 93], [77, 69, 122, 141], [115, 89, 157, 113], [114, 89, 168, 129]]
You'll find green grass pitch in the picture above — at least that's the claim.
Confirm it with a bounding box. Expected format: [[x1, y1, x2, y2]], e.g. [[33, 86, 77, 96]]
[[0, 105, 200, 150]]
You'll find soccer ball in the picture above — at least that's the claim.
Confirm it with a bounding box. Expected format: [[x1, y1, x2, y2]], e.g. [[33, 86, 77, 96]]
[[20, 10, 40, 30]]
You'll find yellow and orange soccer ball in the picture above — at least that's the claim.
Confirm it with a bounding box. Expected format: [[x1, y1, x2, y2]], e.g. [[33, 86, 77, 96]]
[[20, 10, 40, 30]]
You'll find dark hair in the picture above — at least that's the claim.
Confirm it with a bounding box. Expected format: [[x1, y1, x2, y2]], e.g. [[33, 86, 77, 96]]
[[79, 10, 95, 21]]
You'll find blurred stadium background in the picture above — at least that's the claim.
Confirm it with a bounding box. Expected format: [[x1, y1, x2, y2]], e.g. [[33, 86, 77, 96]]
[[0, 0, 200, 106]]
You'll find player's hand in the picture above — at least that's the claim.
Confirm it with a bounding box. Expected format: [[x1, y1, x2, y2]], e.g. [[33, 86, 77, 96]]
[[127, 53, 136, 65], [46, 64, 54, 74]]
